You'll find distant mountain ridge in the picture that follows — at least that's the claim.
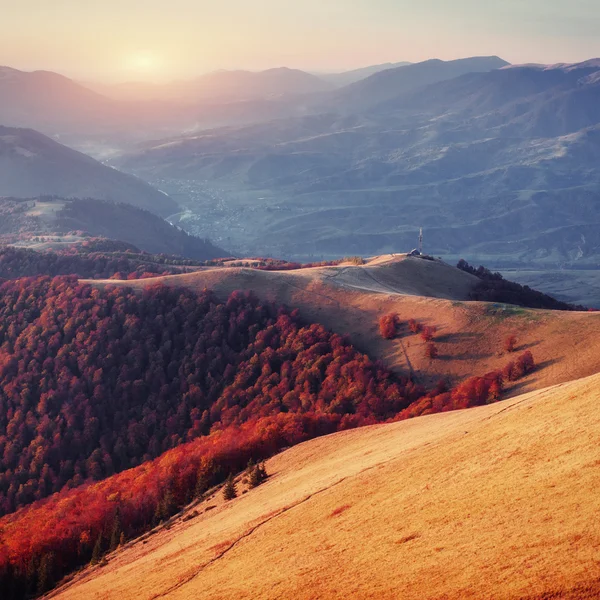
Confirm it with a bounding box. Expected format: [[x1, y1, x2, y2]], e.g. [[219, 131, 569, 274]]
[[335, 56, 510, 110], [316, 61, 413, 86], [381, 59, 600, 136], [87, 67, 334, 102]]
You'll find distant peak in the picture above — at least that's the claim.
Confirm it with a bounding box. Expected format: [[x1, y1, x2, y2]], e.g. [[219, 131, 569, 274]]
[[0, 66, 22, 79]]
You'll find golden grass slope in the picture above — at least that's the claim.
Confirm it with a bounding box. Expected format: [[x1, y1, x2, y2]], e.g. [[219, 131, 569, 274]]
[[51, 371, 600, 600], [84, 254, 600, 394]]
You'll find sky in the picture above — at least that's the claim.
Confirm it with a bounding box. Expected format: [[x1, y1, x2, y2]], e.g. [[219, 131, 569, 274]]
[[2, 0, 600, 82]]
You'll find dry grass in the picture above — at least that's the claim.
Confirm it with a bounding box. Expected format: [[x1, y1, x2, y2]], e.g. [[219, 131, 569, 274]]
[[51, 372, 600, 600], [83, 254, 600, 394], [328, 504, 351, 518]]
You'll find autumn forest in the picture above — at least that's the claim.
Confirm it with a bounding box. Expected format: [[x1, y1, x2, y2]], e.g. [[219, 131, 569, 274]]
[[0, 259, 539, 598]]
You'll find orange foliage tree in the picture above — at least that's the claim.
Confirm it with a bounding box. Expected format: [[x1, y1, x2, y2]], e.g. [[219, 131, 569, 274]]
[[379, 313, 400, 339], [504, 334, 517, 353], [420, 325, 437, 342]]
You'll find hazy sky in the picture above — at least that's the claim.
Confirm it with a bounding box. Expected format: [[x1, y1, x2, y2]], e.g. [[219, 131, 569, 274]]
[[2, 0, 600, 82]]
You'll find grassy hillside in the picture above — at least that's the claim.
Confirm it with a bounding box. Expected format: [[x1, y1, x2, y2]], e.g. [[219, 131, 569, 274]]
[[89, 254, 600, 393], [50, 371, 600, 600]]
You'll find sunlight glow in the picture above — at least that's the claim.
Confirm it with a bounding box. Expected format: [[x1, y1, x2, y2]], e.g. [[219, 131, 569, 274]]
[[124, 52, 162, 76]]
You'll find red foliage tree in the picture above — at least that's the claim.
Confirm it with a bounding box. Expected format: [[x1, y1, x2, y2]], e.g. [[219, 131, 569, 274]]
[[504, 334, 517, 353], [420, 325, 437, 342], [408, 319, 422, 334], [503, 351, 535, 382], [379, 313, 400, 339], [425, 343, 439, 360]]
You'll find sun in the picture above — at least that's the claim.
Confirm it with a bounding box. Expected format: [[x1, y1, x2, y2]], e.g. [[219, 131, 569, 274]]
[[124, 52, 162, 76]]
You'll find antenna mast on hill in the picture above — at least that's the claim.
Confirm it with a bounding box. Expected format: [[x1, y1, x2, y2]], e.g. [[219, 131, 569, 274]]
[[419, 228, 423, 255]]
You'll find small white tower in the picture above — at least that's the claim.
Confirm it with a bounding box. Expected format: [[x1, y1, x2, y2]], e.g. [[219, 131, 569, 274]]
[[419, 228, 423, 255]]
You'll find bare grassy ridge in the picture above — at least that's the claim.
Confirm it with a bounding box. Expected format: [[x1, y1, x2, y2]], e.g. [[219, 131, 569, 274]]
[[51, 371, 600, 600], [86, 254, 600, 394]]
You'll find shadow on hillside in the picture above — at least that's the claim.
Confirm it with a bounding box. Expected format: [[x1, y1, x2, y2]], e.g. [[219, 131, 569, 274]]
[[518, 340, 541, 351], [507, 358, 559, 395], [436, 332, 480, 344], [441, 351, 489, 362], [533, 358, 558, 372]]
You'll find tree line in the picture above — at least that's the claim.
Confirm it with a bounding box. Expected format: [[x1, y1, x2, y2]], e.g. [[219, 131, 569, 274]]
[[457, 260, 589, 311]]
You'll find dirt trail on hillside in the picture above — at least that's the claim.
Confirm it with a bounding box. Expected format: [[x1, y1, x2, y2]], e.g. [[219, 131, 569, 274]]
[[51, 372, 600, 600]]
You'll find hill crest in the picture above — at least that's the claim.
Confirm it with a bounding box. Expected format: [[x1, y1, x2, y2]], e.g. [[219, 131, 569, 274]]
[[85, 254, 600, 394]]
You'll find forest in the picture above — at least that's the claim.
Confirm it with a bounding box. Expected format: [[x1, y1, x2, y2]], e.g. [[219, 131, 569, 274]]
[[0, 275, 536, 597], [457, 259, 589, 310], [0, 246, 203, 281]]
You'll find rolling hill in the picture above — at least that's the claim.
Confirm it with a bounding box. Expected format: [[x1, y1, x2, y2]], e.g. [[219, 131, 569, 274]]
[[0, 255, 599, 599], [0, 126, 177, 215], [0, 264, 540, 597], [49, 369, 600, 600], [0, 196, 227, 258], [86, 254, 600, 393]]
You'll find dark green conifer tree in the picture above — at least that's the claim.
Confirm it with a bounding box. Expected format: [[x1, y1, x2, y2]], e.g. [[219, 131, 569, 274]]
[[37, 552, 54, 594], [109, 508, 122, 551], [90, 535, 103, 565], [223, 474, 237, 500]]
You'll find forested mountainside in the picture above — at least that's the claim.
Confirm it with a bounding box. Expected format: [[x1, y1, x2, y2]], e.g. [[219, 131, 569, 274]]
[[0, 276, 534, 597], [0, 277, 420, 517], [0, 197, 227, 259]]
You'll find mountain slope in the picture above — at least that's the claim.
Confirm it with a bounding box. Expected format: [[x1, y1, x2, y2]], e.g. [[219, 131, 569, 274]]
[[51, 370, 600, 600], [0, 66, 115, 133], [380, 59, 600, 136], [318, 61, 412, 87], [335, 56, 510, 110], [0, 126, 177, 215], [0, 196, 227, 258]]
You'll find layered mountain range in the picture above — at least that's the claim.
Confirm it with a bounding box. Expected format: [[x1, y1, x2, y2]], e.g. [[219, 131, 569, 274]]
[[1, 56, 600, 298], [111, 58, 600, 271]]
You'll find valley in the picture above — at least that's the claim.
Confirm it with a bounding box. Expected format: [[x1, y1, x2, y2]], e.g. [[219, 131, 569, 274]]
[[110, 59, 600, 290]]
